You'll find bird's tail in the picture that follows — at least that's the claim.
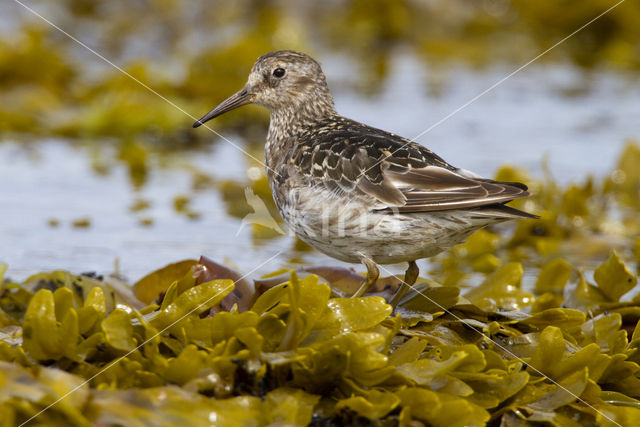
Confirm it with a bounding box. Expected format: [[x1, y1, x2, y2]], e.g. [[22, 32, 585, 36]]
[[471, 203, 539, 219]]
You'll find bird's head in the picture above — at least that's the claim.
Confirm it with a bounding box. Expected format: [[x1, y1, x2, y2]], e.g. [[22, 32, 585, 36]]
[[193, 50, 335, 128]]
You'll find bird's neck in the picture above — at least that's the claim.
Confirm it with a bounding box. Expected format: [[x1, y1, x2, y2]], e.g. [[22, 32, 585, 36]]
[[266, 101, 337, 168], [268, 99, 336, 138]]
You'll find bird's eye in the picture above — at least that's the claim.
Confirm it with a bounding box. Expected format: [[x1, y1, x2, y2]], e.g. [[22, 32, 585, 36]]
[[272, 68, 286, 78]]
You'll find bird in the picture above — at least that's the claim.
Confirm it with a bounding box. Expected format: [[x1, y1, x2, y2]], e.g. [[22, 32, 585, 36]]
[[193, 50, 536, 307]]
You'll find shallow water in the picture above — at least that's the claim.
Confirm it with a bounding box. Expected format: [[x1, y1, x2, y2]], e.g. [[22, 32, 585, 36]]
[[1, 58, 639, 281]]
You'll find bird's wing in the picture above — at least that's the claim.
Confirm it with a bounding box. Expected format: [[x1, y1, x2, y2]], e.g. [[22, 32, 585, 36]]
[[384, 166, 530, 213], [291, 118, 531, 213]]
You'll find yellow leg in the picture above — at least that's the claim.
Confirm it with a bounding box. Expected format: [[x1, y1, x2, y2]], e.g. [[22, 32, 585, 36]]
[[389, 260, 419, 308], [353, 257, 379, 297]]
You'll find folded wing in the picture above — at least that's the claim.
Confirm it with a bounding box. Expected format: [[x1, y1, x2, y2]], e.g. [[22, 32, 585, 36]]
[[292, 117, 535, 218], [383, 165, 531, 214]]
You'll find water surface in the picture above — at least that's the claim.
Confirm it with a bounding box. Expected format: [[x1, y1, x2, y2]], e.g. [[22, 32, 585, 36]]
[[2, 59, 638, 281]]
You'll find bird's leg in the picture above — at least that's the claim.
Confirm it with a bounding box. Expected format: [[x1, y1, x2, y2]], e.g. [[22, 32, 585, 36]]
[[353, 256, 379, 297], [389, 260, 419, 308]]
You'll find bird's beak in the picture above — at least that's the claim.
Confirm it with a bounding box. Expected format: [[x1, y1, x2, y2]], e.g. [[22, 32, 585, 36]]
[[193, 86, 253, 128]]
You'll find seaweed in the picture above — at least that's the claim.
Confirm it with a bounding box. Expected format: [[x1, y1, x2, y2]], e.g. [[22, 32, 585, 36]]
[[1, 245, 639, 426]]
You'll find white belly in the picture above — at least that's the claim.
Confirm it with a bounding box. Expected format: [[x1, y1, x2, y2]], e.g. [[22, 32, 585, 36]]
[[277, 187, 498, 264]]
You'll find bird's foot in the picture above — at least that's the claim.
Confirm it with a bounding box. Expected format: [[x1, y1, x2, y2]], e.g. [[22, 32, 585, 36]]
[[389, 260, 419, 309], [353, 256, 379, 297]]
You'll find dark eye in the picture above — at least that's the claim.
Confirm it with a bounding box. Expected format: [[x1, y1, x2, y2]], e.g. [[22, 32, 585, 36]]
[[272, 68, 286, 78]]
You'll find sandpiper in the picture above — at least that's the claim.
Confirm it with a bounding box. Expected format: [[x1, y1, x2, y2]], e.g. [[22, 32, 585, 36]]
[[194, 50, 535, 306]]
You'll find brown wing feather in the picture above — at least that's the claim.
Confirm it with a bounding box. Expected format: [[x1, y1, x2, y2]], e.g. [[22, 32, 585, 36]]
[[289, 116, 533, 216], [383, 166, 530, 213]]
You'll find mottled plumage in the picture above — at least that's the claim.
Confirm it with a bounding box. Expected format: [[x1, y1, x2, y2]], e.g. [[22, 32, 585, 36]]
[[194, 50, 536, 306]]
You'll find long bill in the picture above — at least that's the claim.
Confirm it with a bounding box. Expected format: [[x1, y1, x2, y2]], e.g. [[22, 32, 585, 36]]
[[192, 86, 252, 128]]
